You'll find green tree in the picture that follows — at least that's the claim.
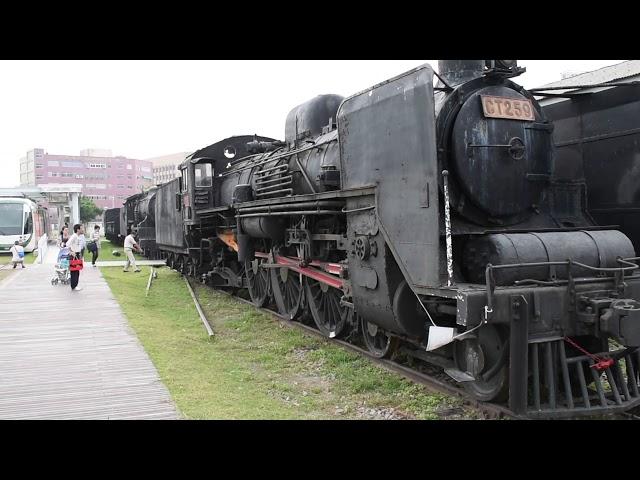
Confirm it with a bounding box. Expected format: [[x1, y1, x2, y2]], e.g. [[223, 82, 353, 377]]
[[79, 196, 103, 223]]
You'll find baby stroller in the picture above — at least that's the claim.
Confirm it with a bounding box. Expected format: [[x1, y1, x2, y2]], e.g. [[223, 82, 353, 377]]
[[51, 245, 71, 286]]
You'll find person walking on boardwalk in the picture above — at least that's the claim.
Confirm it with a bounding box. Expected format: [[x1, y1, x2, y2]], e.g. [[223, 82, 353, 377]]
[[89, 225, 101, 267], [67, 224, 85, 291], [123, 229, 142, 273], [58, 225, 70, 247], [9, 241, 25, 269], [78, 228, 87, 258]]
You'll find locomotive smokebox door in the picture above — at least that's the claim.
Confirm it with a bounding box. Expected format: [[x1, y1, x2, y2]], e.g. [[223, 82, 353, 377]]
[[337, 64, 440, 290]]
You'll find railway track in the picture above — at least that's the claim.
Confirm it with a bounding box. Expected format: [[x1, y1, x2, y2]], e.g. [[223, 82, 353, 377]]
[[180, 274, 640, 420], [185, 276, 516, 419]]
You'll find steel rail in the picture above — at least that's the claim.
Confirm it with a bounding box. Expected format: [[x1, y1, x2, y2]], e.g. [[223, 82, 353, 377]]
[[184, 276, 214, 338]]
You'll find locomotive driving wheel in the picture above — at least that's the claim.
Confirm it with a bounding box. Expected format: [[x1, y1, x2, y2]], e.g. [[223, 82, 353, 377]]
[[185, 257, 196, 278], [271, 266, 303, 320], [360, 314, 398, 359], [453, 325, 509, 402], [174, 255, 184, 274], [305, 278, 351, 338], [245, 257, 270, 308]]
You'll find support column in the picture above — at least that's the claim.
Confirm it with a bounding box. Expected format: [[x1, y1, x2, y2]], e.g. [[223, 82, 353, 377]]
[[69, 192, 80, 226]]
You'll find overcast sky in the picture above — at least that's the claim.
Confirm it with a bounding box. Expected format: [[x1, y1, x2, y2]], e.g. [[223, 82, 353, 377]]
[[0, 60, 625, 188]]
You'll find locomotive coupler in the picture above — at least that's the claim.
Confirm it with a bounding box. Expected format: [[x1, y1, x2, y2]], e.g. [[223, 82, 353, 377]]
[[600, 299, 640, 347]]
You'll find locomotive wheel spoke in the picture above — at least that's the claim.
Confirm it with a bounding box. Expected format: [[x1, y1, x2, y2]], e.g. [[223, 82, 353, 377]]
[[270, 267, 302, 320], [245, 257, 270, 308], [360, 314, 398, 359], [305, 277, 350, 339]]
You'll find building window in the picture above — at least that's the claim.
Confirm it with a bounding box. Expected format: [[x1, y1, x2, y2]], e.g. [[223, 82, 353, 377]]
[[127, 185, 133, 189], [62, 161, 84, 168], [88, 163, 107, 169], [36, 174, 44, 180], [126, 164, 132, 170], [35, 163, 44, 169]]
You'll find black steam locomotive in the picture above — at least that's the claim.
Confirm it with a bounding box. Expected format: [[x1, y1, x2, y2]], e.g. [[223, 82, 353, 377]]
[[122, 61, 640, 418]]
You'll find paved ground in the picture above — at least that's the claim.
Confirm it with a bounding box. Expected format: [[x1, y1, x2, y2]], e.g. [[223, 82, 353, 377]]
[[0, 246, 179, 419]]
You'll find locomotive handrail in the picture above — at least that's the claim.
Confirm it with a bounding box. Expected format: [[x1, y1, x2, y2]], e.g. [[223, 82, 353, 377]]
[[238, 201, 344, 214], [483, 257, 640, 321], [341, 205, 375, 214]]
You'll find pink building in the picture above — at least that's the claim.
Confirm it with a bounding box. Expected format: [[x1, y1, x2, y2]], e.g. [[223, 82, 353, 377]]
[[19, 148, 154, 209]]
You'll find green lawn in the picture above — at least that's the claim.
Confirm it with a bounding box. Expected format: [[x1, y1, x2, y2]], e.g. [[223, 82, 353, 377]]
[[0, 251, 37, 265], [95, 239, 145, 262], [102, 266, 477, 420]]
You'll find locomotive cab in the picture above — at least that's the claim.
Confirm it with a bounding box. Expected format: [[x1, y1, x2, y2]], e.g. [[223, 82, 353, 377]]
[[178, 158, 215, 222], [191, 158, 214, 211]]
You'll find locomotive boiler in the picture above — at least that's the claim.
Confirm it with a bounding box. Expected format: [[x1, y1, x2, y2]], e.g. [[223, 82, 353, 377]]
[[142, 60, 640, 418]]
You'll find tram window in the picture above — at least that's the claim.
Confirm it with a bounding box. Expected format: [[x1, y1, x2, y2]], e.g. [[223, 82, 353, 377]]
[[194, 163, 213, 187], [0, 204, 23, 235]]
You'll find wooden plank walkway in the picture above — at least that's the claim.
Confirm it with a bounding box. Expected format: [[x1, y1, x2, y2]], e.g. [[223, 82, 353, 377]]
[[0, 252, 179, 419]]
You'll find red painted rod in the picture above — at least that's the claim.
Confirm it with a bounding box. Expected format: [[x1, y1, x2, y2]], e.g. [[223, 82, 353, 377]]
[[252, 251, 344, 290]]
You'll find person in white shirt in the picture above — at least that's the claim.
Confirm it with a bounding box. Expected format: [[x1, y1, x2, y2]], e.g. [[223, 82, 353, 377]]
[[9, 241, 25, 269], [90, 225, 101, 267], [123, 229, 142, 272], [67, 223, 85, 291]]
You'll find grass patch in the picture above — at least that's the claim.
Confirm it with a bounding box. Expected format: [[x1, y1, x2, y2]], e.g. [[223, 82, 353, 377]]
[[0, 251, 36, 265], [95, 240, 146, 262], [102, 266, 476, 420]]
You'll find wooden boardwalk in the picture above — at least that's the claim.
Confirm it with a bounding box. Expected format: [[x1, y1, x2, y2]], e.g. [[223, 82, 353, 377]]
[[0, 254, 179, 420]]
